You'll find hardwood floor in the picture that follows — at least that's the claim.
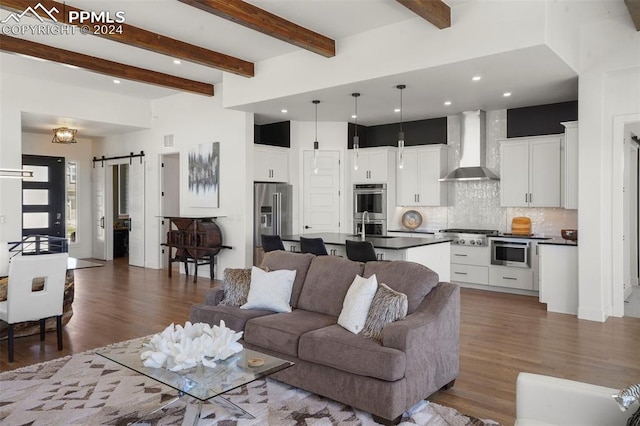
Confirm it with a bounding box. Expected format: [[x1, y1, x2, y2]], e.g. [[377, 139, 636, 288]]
[[2, 258, 639, 425]]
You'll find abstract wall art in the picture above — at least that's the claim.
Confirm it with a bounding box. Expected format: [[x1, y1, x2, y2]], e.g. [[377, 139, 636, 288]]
[[187, 142, 219, 208]]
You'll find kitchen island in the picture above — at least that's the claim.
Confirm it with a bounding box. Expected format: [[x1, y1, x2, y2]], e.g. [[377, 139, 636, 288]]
[[281, 233, 451, 281]]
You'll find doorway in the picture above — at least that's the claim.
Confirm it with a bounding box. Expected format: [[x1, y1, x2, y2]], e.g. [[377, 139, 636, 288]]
[[21, 155, 66, 251], [624, 122, 640, 318], [160, 153, 180, 269], [91, 158, 145, 266]]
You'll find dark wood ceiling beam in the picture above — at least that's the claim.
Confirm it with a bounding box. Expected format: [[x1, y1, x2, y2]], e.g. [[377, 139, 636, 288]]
[[0, 0, 254, 76], [177, 0, 335, 58], [396, 0, 451, 29], [0, 35, 214, 96], [625, 0, 640, 31]]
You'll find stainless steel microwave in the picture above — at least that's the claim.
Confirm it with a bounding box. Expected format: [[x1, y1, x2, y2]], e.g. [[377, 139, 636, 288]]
[[491, 239, 530, 268], [353, 184, 387, 220]]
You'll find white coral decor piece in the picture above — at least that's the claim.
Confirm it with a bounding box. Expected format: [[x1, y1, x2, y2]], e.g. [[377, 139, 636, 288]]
[[140, 321, 243, 371]]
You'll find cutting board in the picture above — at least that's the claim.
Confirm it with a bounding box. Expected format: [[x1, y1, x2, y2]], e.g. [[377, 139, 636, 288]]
[[511, 217, 532, 235]]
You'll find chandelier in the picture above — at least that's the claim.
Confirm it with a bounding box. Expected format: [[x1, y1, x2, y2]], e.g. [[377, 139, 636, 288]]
[[52, 127, 78, 144]]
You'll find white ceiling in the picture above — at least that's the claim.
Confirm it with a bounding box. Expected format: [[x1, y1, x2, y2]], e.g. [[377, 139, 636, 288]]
[[1, 0, 579, 135]]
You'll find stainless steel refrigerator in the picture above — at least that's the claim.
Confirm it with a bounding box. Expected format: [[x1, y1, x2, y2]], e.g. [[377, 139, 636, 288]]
[[254, 183, 292, 264]]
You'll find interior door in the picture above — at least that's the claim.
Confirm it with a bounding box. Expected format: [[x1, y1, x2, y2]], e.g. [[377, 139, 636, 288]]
[[128, 159, 145, 267], [21, 155, 65, 250], [624, 140, 639, 299], [303, 150, 340, 233], [92, 165, 107, 260]]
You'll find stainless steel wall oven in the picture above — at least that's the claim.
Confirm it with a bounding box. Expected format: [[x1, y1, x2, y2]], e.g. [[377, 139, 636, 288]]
[[353, 183, 387, 220]]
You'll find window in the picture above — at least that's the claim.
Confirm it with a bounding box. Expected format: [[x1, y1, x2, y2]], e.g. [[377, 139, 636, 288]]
[[66, 161, 77, 243]]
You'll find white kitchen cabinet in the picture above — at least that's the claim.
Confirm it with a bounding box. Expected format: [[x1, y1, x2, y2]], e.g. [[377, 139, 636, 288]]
[[539, 243, 578, 314], [325, 243, 347, 258], [450, 245, 490, 285], [489, 265, 534, 290], [500, 135, 561, 207], [351, 147, 395, 183], [254, 145, 289, 182], [397, 145, 448, 206], [561, 121, 579, 209]]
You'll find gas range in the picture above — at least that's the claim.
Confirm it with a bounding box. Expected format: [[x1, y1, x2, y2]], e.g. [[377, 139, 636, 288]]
[[439, 228, 499, 247]]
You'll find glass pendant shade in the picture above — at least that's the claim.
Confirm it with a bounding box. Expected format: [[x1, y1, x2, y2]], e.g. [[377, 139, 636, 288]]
[[312, 100, 320, 174], [398, 131, 405, 169], [397, 85, 406, 169], [352, 92, 360, 171]]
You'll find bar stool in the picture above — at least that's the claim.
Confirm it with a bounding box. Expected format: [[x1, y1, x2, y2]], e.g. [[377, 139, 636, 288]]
[[261, 234, 285, 252], [300, 237, 328, 256], [345, 240, 377, 262]]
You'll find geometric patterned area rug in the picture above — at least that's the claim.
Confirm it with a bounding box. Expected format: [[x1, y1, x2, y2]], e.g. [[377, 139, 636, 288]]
[[0, 338, 500, 426]]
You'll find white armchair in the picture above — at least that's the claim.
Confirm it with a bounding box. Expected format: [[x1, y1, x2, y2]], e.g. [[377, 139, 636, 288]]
[[0, 253, 68, 362], [516, 372, 638, 426]]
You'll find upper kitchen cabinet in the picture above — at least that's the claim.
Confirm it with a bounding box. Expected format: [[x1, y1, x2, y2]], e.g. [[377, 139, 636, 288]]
[[561, 121, 579, 209], [397, 145, 448, 206], [254, 145, 289, 182], [500, 135, 562, 207], [351, 147, 396, 183]]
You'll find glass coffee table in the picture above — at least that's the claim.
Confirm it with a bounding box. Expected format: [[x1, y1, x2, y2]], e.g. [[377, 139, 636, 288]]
[[97, 338, 293, 425]]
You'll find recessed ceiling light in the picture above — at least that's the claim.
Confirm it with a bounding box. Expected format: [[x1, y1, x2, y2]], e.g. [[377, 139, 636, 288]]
[[444, 101, 452, 106], [281, 109, 287, 113], [472, 76, 482, 81], [351, 114, 357, 119], [173, 59, 181, 65], [113, 79, 121, 84], [503, 92, 512, 97], [394, 108, 401, 113], [62, 64, 80, 70]]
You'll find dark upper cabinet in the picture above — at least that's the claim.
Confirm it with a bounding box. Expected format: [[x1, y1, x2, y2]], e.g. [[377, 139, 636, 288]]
[[255, 121, 291, 148], [507, 101, 578, 138], [348, 117, 447, 148]]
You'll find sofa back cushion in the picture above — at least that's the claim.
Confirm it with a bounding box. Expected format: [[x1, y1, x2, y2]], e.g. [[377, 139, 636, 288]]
[[297, 256, 364, 317], [260, 251, 315, 308], [363, 261, 439, 314]]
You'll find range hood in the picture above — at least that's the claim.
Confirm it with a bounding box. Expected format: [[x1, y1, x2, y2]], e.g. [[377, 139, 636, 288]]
[[438, 110, 500, 182]]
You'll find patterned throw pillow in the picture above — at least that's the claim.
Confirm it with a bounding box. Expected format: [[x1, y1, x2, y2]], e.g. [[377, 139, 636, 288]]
[[219, 268, 252, 307], [361, 283, 408, 341]]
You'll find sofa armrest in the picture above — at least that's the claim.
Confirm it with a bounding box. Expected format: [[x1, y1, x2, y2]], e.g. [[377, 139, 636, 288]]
[[204, 285, 224, 306], [382, 282, 459, 387], [515, 373, 635, 426]]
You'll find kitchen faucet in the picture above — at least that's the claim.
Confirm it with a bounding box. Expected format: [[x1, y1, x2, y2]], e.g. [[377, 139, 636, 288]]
[[361, 211, 369, 240]]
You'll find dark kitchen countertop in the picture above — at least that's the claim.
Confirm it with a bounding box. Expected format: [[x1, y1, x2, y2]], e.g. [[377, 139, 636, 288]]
[[387, 229, 437, 235], [537, 237, 578, 246], [281, 233, 452, 250], [492, 233, 553, 240]]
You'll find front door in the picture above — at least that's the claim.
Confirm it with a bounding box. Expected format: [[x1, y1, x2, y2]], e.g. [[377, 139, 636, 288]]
[[21, 155, 66, 250]]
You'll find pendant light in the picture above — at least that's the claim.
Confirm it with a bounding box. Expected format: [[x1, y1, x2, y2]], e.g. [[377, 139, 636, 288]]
[[352, 92, 360, 171], [397, 84, 406, 169], [312, 100, 320, 174]]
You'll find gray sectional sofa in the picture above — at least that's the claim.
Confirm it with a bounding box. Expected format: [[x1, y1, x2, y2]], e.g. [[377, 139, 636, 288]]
[[189, 250, 460, 425]]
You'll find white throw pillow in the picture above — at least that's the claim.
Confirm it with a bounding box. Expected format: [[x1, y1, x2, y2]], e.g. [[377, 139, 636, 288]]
[[338, 274, 378, 334], [240, 266, 296, 313]]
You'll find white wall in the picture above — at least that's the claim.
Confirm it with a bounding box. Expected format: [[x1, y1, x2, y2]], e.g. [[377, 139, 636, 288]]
[[92, 86, 254, 275], [0, 73, 151, 242], [21, 132, 95, 258], [1, 73, 253, 276], [576, 5, 640, 321]]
